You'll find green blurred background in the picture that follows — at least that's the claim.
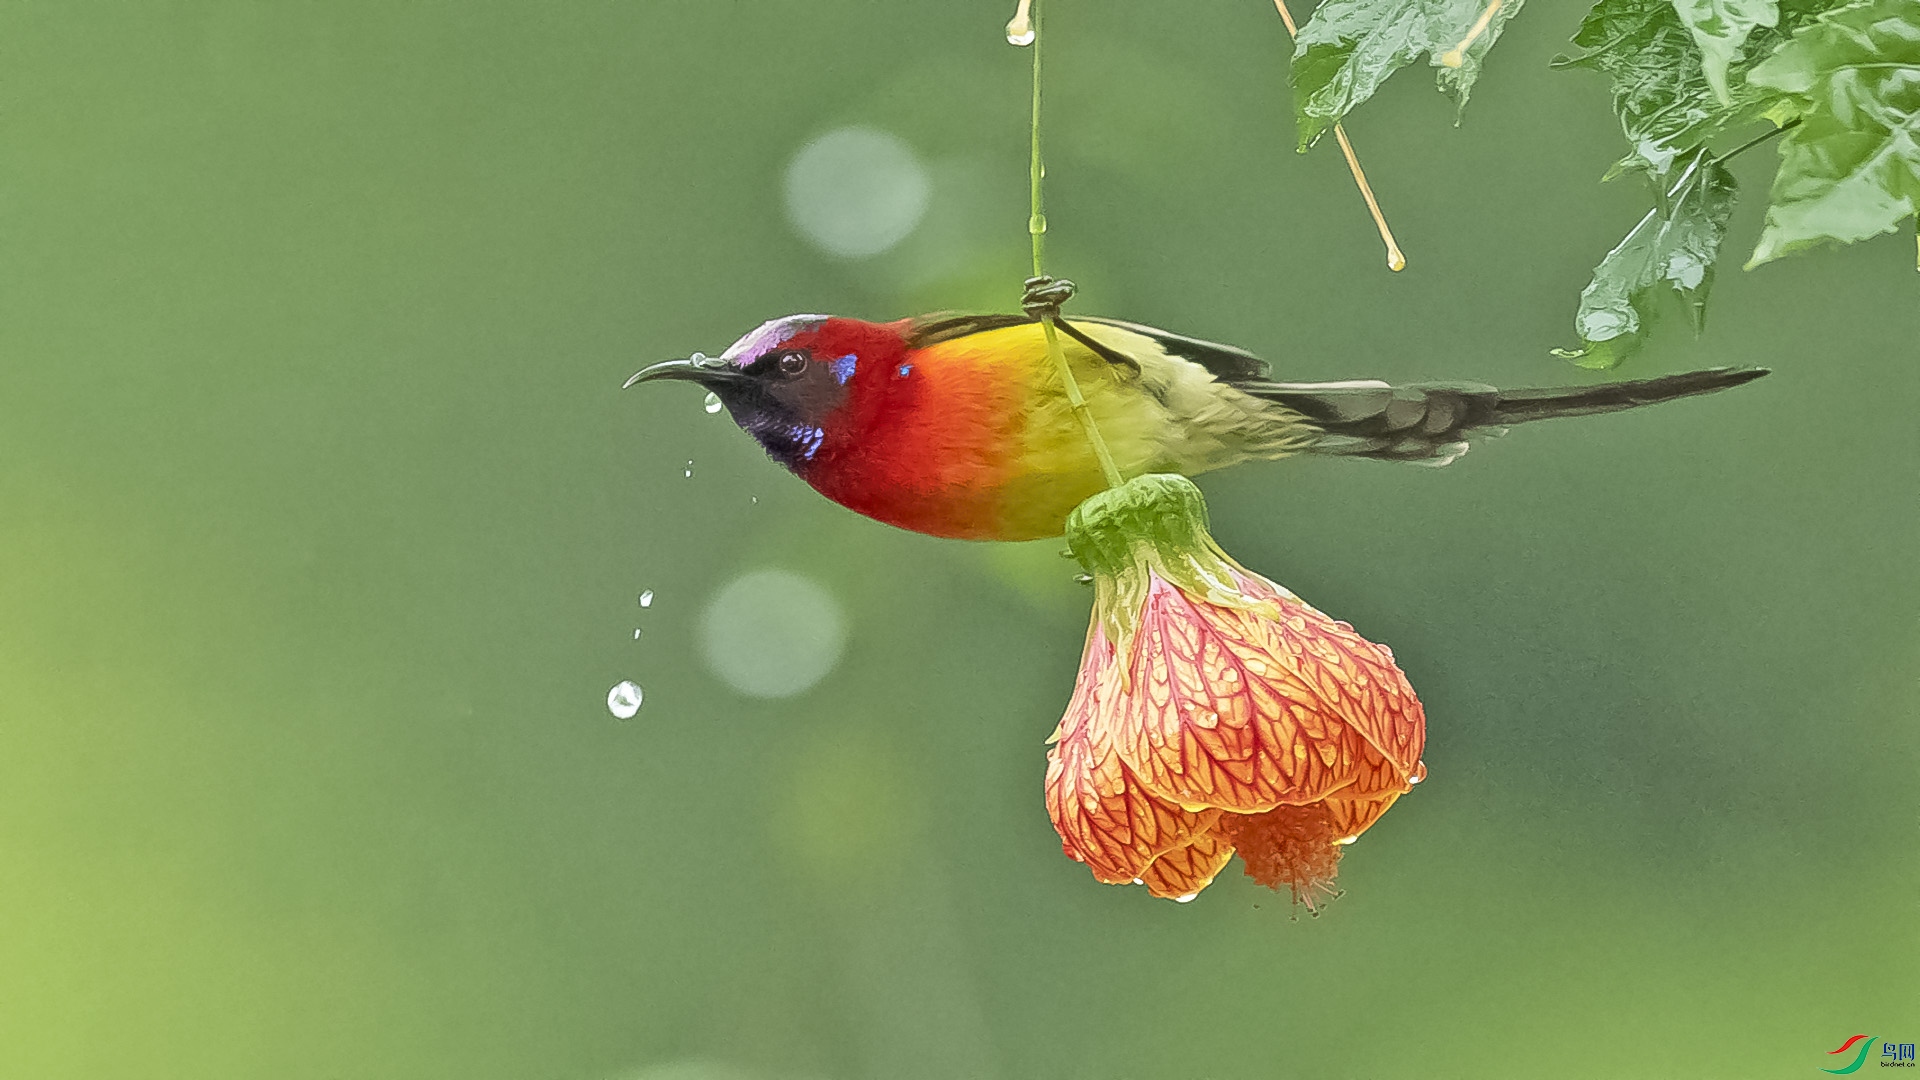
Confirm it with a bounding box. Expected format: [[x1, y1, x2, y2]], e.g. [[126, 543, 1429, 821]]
[[2, 2, 1914, 1078]]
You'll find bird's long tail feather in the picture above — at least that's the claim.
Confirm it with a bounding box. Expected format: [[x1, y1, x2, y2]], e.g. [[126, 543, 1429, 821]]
[[1236, 367, 1769, 464]]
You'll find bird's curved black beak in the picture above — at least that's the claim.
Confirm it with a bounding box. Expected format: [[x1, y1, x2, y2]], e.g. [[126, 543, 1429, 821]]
[[621, 352, 750, 390]]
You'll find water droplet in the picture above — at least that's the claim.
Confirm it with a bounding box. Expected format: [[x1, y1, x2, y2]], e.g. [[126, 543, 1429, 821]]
[[703, 391, 723, 414], [750, 496, 758, 504], [1408, 773, 1423, 784], [638, 590, 654, 608], [1131, 877, 1144, 886], [606, 680, 644, 719], [1073, 573, 1093, 585], [1005, 0, 1034, 45], [1337, 835, 1358, 845], [1174, 893, 1198, 904], [683, 460, 694, 478], [632, 628, 643, 640]]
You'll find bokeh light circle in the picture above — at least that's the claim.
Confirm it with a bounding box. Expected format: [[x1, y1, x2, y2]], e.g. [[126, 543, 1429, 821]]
[[782, 126, 930, 258], [698, 568, 847, 698]]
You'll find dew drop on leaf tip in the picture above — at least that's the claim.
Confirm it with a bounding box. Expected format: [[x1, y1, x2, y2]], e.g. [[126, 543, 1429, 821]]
[[607, 680, 644, 719]]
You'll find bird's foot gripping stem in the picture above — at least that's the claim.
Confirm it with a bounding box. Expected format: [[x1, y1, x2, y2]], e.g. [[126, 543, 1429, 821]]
[[1022, 275, 1076, 320]]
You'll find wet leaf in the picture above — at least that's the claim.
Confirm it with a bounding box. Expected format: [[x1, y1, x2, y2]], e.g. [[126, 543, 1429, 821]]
[[1290, 0, 1526, 151], [1672, 0, 1781, 101], [1744, 0, 1920, 266], [1557, 148, 1737, 368], [1553, 0, 1793, 176]]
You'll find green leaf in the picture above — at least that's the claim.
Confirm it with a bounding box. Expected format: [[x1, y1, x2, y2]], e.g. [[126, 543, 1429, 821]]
[[1553, 0, 1792, 176], [1671, 0, 1781, 102], [1744, 0, 1920, 266], [1290, 0, 1526, 151], [1559, 148, 1738, 366]]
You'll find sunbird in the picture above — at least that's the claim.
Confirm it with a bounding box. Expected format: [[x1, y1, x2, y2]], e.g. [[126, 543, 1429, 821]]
[[627, 283, 1767, 541]]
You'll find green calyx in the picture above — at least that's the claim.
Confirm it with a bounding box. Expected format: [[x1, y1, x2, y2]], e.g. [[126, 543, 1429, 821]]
[[1065, 475, 1265, 650], [1065, 474, 1214, 578]]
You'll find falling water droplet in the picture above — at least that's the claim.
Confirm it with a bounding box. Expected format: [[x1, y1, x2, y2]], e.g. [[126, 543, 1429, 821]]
[[703, 392, 723, 414], [1005, 0, 1035, 45], [750, 496, 758, 504], [1174, 893, 1198, 904], [606, 680, 644, 719], [632, 628, 643, 640], [638, 590, 654, 608], [683, 460, 694, 478]]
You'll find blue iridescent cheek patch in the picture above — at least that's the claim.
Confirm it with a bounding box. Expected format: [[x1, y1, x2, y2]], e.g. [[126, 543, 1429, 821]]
[[897, 363, 913, 378], [798, 424, 825, 461], [829, 355, 858, 385]]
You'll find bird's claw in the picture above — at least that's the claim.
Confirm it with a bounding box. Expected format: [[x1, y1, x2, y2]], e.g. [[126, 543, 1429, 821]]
[[1022, 275, 1076, 320]]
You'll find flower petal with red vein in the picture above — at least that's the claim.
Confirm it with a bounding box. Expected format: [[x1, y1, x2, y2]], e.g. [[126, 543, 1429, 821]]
[[1114, 575, 1408, 816], [1230, 569, 1427, 779], [1324, 792, 1401, 842], [1138, 829, 1235, 899], [1046, 621, 1220, 884]]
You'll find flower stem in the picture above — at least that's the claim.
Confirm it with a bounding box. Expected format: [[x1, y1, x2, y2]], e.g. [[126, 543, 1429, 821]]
[[1023, 0, 1124, 489]]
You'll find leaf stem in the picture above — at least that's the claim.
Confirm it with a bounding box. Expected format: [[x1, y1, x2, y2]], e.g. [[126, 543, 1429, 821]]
[[1712, 117, 1801, 166], [1023, 0, 1123, 490], [1270, 0, 1406, 271]]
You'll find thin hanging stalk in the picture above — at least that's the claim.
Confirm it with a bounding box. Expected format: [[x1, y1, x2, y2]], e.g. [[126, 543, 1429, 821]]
[[1018, 0, 1124, 490], [1270, 0, 1406, 271], [1439, 0, 1503, 67]]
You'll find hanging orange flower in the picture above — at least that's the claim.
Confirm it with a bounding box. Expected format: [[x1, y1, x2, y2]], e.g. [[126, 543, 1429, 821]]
[[1045, 474, 1427, 907]]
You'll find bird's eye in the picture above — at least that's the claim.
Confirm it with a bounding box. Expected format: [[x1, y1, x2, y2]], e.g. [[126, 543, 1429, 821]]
[[776, 350, 810, 376]]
